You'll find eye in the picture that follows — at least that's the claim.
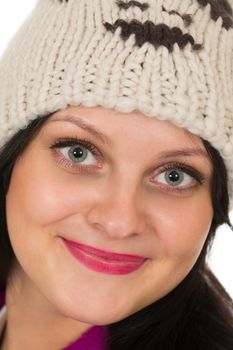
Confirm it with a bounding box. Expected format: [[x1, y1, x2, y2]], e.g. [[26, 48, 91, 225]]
[[157, 168, 192, 186], [50, 137, 102, 171], [60, 144, 95, 165], [152, 162, 205, 193]]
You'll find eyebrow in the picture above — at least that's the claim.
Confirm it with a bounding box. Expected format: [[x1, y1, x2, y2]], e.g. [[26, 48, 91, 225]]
[[50, 115, 113, 148], [156, 148, 210, 163], [50, 115, 210, 162]]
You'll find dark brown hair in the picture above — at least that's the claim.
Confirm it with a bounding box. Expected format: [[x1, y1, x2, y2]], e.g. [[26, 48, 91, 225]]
[[0, 113, 233, 349]]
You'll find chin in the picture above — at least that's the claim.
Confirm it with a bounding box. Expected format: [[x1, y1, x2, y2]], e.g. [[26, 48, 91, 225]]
[[51, 295, 127, 325]]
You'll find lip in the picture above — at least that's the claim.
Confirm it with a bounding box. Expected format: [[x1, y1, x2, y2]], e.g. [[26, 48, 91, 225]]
[[60, 238, 148, 275]]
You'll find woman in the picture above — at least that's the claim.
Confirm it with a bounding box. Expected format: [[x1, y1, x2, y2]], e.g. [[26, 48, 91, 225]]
[[0, 0, 232, 349]]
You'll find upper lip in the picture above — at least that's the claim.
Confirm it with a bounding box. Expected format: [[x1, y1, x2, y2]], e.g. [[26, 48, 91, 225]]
[[61, 237, 147, 263]]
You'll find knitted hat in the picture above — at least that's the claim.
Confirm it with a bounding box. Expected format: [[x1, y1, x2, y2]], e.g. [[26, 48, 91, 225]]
[[0, 0, 233, 206]]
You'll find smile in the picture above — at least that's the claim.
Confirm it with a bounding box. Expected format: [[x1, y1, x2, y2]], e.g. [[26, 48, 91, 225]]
[[61, 238, 148, 275]]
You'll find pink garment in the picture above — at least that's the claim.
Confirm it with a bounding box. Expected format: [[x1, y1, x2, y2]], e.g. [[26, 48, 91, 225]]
[[63, 325, 107, 350], [0, 291, 107, 350]]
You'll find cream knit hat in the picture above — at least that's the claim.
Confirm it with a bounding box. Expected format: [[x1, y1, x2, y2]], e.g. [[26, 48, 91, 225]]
[[0, 0, 233, 206]]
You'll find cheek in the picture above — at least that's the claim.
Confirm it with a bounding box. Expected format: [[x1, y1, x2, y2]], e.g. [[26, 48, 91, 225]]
[[151, 193, 213, 261], [137, 194, 213, 304], [6, 157, 99, 231], [6, 166, 63, 229], [5, 158, 97, 274]]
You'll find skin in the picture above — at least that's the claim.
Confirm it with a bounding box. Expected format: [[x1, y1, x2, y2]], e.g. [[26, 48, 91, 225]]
[[2, 105, 213, 349]]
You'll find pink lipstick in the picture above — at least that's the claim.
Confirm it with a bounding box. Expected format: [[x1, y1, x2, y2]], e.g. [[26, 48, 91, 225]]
[[61, 238, 147, 275]]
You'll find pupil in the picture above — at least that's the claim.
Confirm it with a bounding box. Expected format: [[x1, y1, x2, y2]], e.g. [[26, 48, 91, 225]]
[[72, 147, 83, 158], [165, 170, 184, 186], [68, 146, 87, 163], [168, 171, 180, 182]]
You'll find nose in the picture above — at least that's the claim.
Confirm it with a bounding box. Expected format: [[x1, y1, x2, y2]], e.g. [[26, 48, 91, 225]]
[[86, 180, 147, 239]]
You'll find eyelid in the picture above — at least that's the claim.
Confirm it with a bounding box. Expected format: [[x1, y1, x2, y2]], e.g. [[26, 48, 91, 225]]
[[156, 162, 206, 184], [50, 137, 102, 155], [49, 136, 103, 171], [150, 161, 206, 193], [50, 137, 207, 190]]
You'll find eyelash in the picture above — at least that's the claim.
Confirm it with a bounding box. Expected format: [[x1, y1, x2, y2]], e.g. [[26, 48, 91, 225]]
[[153, 163, 205, 194], [50, 137, 102, 173], [50, 137, 206, 193]]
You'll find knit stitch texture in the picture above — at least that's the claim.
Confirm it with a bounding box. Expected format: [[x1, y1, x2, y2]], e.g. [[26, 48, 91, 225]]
[[0, 0, 233, 207]]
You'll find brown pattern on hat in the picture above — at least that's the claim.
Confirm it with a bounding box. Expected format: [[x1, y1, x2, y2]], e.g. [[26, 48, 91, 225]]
[[103, 0, 232, 52], [116, 0, 149, 11], [104, 2, 203, 52], [57, 0, 233, 30], [197, 0, 233, 29], [104, 20, 203, 52]]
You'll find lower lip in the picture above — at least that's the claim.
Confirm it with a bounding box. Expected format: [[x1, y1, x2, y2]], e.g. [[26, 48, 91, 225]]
[[61, 239, 147, 275]]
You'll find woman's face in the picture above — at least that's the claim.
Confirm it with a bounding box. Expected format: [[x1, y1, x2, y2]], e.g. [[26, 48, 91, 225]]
[[6, 106, 213, 325]]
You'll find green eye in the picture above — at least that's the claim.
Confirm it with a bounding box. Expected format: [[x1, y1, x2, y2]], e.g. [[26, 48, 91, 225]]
[[157, 169, 192, 188], [50, 137, 102, 168], [164, 170, 184, 186], [68, 146, 88, 163]]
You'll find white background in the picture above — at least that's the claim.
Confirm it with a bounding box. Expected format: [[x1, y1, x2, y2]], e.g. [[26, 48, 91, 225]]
[[0, 0, 232, 298]]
